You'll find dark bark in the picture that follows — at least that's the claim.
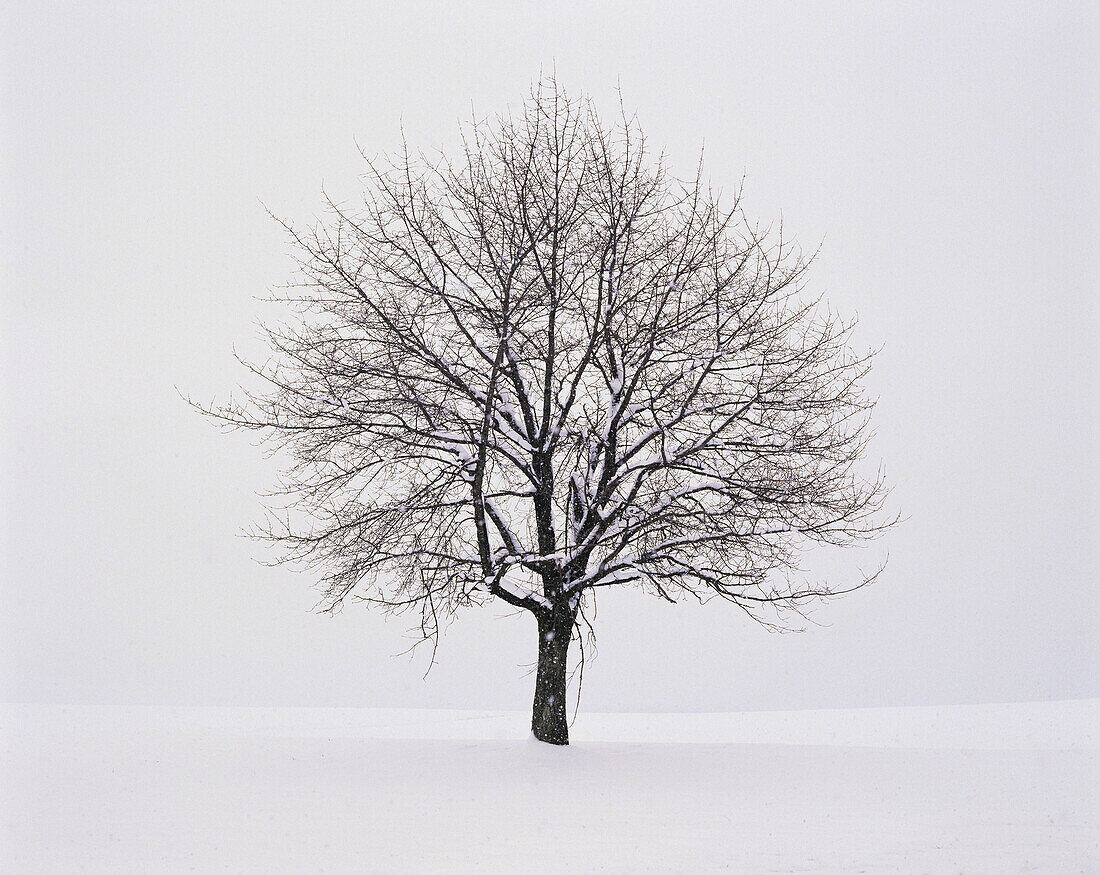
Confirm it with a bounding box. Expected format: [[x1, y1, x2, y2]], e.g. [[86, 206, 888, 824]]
[[531, 607, 574, 745]]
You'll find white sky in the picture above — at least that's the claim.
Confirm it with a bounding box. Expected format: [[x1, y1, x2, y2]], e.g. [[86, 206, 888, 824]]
[[2, 1, 1096, 712]]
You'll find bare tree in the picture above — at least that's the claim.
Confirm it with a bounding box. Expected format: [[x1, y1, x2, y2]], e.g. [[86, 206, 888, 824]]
[[203, 80, 891, 745]]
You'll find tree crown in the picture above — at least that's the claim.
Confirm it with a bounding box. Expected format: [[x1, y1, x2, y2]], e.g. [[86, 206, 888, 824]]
[[208, 80, 891, 643]]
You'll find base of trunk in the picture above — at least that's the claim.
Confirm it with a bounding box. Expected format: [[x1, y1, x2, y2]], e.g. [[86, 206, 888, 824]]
[[531, 725, 569, 745], [531, 614, 571, 745]]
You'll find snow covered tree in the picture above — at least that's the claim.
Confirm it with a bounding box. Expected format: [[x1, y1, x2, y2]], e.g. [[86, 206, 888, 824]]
[[205, 80, 890, 744]]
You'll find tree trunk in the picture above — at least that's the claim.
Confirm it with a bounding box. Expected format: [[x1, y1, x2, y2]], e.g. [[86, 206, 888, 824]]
[[531, 610, 572, 745]]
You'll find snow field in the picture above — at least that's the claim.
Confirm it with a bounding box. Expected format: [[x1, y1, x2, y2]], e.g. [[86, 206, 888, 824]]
[[3, 702, 1097, 872]]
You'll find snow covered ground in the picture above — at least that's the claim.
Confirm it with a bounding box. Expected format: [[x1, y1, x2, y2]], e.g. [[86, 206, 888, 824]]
[[4, 701, 1097, 872]]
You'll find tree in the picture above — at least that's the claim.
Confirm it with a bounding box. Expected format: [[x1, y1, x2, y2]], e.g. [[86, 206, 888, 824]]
[[204, 80, 890, 745]]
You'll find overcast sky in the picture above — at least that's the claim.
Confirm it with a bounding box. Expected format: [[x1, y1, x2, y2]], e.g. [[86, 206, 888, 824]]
[[2, 1, 1096, 713]]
